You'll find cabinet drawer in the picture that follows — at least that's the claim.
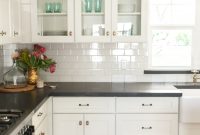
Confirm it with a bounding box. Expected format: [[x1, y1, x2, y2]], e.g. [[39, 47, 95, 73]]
[[116, 97, 179, 113], [32, 102, 47, 129], [116, 114, 178, 135], [53, 97, 115, 113]]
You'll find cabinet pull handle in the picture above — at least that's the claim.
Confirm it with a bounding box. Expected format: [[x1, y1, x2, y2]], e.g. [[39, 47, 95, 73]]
[[79, 104, 89, 106], [142, 126, 152, 130], [79, 121, 82, 125], [86, 121, 89, 125], [14, 31, 18, 36], [0, 31, 6, 36], [106, 31, 109, 36], [37, 112, 43, 117], [113, 31, 116, 36], [142, 103, 152, 106], [69, 31, 72, 36]]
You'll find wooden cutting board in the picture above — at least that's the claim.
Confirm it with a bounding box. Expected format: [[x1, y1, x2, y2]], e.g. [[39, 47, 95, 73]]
[[0, 85, 35, 93]]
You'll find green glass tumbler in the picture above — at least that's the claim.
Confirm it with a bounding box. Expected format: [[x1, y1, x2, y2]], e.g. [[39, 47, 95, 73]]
[[95, 0, 102, 12], [54, 2, 62, 13], [85, 0, 92, 12], [45, 3, 53, 13]]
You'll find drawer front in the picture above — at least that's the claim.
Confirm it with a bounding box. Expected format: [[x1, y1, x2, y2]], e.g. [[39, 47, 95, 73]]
[[32, 102, 47, 129], [53, 97, 115, 113], [116, 114, 178, 135], [116, 97, 179, 113]]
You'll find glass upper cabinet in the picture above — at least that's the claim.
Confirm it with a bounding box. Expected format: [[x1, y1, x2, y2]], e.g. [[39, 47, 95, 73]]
[[75, 0, 112, 42], [112, 0, 146, 42], [31, 0, 74, 42]]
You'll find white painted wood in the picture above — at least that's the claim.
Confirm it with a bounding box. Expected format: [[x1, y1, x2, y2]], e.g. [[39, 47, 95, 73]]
[[180, 97, 200, 123], [179, 123, 200, 135], [85, 114, 115, 135], [75, 0, 112, 42], [0, 0, 11, 44], [53, 114, 83, 135], [53, 97, 115, 113], [116, 114, 178, 135], [111, 0, 147, 42], [47, 97, 53, 135], [32, 101, 47, 130], [11, 0, 21, 43], [31, 0, 74, 43], [34, 116, 48, 135], [20, 4, 32, 43], [116, 97, 179, 113]]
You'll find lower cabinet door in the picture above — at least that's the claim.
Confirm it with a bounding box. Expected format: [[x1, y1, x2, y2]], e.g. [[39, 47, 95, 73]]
[[34, 116, 48, 135], [85, 114, 115, 135], [53, 114, 83, 135], [116, 114, 178, 135]]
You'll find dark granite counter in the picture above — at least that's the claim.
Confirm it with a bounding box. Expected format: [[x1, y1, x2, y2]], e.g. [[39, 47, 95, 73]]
[[0, 82, 182, 135]]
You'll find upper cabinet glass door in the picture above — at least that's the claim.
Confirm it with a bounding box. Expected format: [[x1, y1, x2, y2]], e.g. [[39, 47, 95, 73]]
[[32, 0, 74, 42], [75, 0, 112, 42], [112, 0, 146, 42]]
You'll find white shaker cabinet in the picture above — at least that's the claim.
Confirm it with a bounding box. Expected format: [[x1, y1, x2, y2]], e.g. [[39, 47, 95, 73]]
[[53, 97, 115, 135], [0, 0, 21, 44], [0, 0, 11, 44], [116, 114, 178, 135], [75, 0, 147, 42], [31, 0, 74, 43], [11, 0, 21, 43], [53, 114, 83, 135], [53, 114, 115, 135], [85, 114, 115, 135]]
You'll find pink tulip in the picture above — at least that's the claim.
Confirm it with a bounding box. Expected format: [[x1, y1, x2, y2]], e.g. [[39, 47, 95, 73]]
[[49, 64, 56, 73], [32, 51, 40, 58]]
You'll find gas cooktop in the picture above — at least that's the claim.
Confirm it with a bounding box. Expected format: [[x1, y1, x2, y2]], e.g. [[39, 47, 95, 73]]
[[0, 109, 23, 134]]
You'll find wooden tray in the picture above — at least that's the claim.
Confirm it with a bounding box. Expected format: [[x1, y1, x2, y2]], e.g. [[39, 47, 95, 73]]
[[0, 85, 35, 93]]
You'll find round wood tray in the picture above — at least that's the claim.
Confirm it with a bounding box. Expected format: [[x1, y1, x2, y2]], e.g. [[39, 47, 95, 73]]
[[0, 85, 35, 93]]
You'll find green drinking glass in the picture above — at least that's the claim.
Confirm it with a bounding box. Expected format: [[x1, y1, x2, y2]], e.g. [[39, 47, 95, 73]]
[[45, 3, 53, 13], [85, 0, 92, 12], [95, 0, 102, 12], [54, 2, 62, 13]]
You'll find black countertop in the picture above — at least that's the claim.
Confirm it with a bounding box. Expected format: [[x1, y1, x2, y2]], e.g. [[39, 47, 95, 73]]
[[0, 82, 182, 135]]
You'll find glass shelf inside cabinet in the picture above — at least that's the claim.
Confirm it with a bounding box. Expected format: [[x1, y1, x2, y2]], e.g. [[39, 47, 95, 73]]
[[117, 0, 141, 36], [81, 0, 106, 36], [37, 0, 68, 36]]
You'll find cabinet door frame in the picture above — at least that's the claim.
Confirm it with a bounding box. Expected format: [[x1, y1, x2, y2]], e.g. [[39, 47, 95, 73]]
[[53, 114, 83, 135], [0, 0, 12, 44], [116, 114, 178, 135], [31, 0, 74, 43], [111, 0, 147, 42], [75, 0, 112, 42], [11, 0, 22, 43], [84, 114, 115, 135]]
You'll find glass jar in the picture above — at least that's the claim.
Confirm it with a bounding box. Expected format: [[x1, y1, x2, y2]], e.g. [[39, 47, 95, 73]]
[[3, 60, 27, 89]]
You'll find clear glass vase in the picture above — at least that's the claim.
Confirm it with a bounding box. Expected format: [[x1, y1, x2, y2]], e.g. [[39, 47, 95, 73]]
[[3, 60, 27, 89]]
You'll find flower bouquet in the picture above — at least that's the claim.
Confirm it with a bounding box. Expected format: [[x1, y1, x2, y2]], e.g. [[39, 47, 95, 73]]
[[16, 44, 56, 84]]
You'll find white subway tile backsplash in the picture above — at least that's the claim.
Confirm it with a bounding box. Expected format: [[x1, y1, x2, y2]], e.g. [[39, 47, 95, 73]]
[[1, 43, 192, 82]]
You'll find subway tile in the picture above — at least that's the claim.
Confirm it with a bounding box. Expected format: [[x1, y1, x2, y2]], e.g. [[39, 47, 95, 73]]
[[77, 56, 91, 62], [118, 43, 131, 49], [63, 43, 78, 49], [58, 50, 71, 55], [51, 43, 64, 50], [112, 50, 124, 55], [117, 56, 131, 62], [103, 43, 118, 49], [71, 49, 85, 55], [45, 50, 58, 56]]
